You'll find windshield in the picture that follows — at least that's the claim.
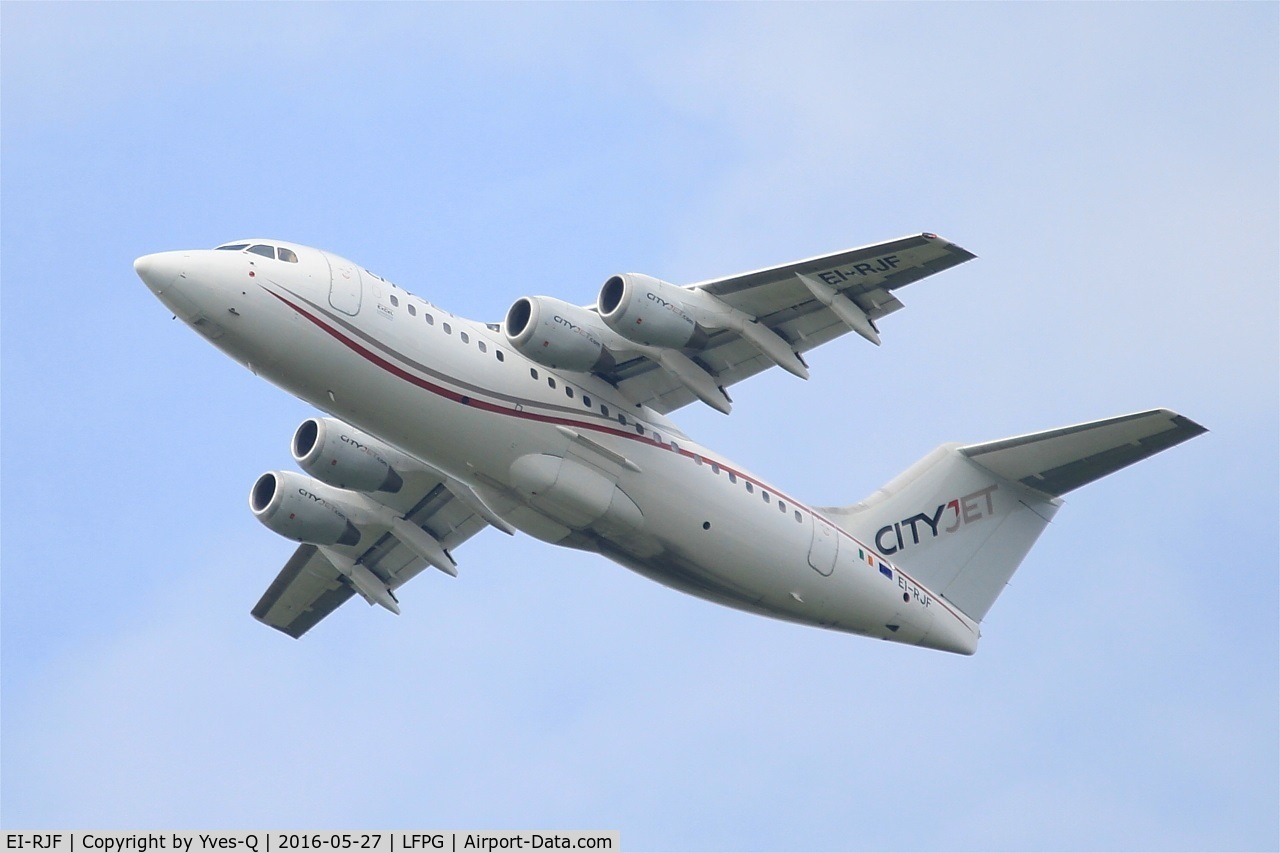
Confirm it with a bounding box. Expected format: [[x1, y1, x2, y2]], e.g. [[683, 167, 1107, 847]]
[[212, 242, 299, 263]]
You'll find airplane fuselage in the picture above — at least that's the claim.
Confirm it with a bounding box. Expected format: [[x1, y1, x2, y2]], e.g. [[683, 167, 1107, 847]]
[[136, 241, 980, 653]]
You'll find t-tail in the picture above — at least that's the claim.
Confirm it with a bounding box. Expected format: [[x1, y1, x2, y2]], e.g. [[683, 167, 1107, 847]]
[[822, 409, 1206, 639]]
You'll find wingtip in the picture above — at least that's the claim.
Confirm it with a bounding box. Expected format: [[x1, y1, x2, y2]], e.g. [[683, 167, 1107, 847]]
[[922, 232, 977, 261], [1169, 412, 1209, 437]]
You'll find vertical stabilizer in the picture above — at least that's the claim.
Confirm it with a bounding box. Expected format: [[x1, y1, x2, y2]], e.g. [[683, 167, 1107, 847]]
[[822, 409, 1206, 622]]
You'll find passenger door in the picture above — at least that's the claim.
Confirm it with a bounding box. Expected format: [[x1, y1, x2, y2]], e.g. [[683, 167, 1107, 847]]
[[326, 253, 363, 316], [808, 515, 839, 576]]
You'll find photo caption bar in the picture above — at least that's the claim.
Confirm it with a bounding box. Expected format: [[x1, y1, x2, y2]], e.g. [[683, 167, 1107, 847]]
[[2, 833, 619, 853]]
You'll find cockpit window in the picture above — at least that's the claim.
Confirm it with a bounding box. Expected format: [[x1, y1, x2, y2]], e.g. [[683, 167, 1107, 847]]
[[213, 242, 299, 262]]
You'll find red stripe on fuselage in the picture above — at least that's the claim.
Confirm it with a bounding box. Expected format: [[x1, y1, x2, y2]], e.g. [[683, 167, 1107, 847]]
[[264, 286, 974, 634]]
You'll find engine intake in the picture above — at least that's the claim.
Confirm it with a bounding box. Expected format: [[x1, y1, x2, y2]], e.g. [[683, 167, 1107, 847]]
[[250, 470, 362, 547], [597, 273, 709, 350], [292, 417, 403, 493], [503, 296, 616, 373]]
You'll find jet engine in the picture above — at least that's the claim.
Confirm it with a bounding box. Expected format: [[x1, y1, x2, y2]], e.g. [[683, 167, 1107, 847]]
[[292, 417, 404, 493], [503, 296, 616, 373], [249, 470, 362, 547], [597, 273, 710, 350]]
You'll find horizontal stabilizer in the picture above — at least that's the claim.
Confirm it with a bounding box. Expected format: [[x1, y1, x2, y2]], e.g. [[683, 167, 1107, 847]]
[[826, 408, 1206, 624], [959, 409, 1207, 498]]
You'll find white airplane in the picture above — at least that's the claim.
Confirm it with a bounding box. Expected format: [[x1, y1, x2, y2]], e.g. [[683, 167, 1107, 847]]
[[134, 234, 1205, 654]]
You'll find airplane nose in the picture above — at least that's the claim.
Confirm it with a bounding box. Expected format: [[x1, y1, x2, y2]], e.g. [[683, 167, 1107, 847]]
[[133, 251, 184, 294]]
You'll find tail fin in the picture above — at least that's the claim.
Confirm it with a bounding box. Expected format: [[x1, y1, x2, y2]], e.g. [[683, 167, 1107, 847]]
[[823, 409, 1206, 623]]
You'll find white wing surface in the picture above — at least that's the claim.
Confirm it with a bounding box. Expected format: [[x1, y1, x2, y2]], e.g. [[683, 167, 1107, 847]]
[[598, 233, 976, 414]]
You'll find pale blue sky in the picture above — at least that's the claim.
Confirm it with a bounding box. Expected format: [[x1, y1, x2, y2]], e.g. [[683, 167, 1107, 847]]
[[3, 3, 1276, 850]]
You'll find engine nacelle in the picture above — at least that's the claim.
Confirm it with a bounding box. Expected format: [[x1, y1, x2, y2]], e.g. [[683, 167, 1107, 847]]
[[292, 417, 403, 493], [504, 296, 617, 373], [250, 470, 362, 547], [597, 273, 709, 350]]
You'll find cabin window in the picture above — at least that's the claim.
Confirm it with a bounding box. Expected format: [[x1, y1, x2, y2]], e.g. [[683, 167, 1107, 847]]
[[600, 404, 609, 417], [496, 350, 505, 362], [390, 295, 400, 307], [795, 511, 803, 522], [670, 441, 680, 453], [728, 471, 737, 483], [710, 462, 720, 474], [618, 414, 626, 425], [635, 423, 644, 435], [425, 313, 434, 325], [460, 331, 469, 343], [278, 247, 299, 263], [566, 386, 574, 399], [582, 395, 591, 408], [247, 244, 275, 259], [746, 482, 754, 493], [778, 500, 786, 512], [694, 455, 703, 466], [478, 340, 486, 352], [548, 377, 556, 389], [407, 303, 416, 316], [530, 368, 539, 380], [443, 323, 452, 335], [762, 491, 770, 502]]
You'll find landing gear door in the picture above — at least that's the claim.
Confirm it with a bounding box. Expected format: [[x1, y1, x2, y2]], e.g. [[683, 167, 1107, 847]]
[[808, 515, 839, 576], [326, 253, 363, 316]]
